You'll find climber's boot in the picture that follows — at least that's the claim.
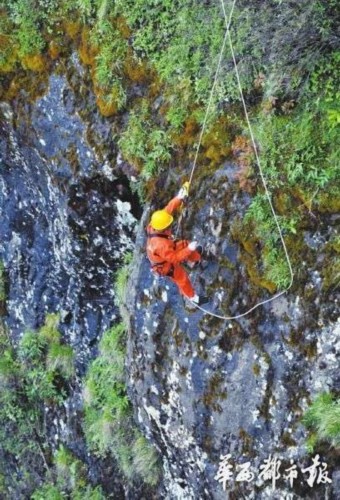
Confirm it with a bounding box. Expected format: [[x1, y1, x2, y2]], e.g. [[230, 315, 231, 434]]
[[191, 294, 209, 306]]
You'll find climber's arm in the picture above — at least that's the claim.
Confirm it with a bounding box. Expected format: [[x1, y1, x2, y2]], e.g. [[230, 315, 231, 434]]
[[164, 197, 183, 215], [164, 181, 190, 215]]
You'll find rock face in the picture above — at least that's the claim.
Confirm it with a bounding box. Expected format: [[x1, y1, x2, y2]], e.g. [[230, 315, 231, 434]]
[[0, 57, 139, 368], [0, 56, 140, 496], [125, 164, 339, 499]]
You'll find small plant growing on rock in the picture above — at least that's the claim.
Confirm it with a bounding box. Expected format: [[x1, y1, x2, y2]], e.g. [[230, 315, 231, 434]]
[[303, 392, 340, 451], [115, 252, 133, 309], [47, 343, 75, 379], [39, 313, 61, 343], [132, 435, 161, 487]]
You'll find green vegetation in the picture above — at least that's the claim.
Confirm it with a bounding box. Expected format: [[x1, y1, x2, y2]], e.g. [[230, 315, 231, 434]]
[[303, 393, 340, 452], [119, 99, 172, 180], [7, 1, 46, 57], [114, 251, 133, 314], [1, 0, 338, 207], [89, 19, 128, 112], [241, 51, 339, 289], [243, 194, 293, 289], [31, 444, 105, 499], [0, 314, 75, 495], [251, 53, 339, 193], [114, 0, 224, 105], [47, 342, 75, 378], [0, 314, 105, 497], [83, 322, 160, 486]]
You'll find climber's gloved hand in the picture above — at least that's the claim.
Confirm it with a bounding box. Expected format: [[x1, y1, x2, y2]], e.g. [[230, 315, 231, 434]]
[[188, 241, 198, 251], [177, 181, 190, 200]]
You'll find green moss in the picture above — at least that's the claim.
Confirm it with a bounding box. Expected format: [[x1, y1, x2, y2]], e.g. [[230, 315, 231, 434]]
[[115, 252, 133, 308], [305, 433, 318, 454], [99, 323, 125, 369]]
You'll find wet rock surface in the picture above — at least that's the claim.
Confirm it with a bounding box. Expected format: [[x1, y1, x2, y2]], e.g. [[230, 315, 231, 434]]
[[126, 164, 339, 499], [0, 58, 140, 367], [0, 55, 141, 496]]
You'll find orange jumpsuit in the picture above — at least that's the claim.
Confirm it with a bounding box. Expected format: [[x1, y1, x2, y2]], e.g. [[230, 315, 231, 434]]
[[146, 197, 201, 298]]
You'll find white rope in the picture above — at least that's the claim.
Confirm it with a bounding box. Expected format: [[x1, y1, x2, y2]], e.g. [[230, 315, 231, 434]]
[[185, 0, 294, 320], [175, 0, 237, 235], [188, 0, 237, 188]]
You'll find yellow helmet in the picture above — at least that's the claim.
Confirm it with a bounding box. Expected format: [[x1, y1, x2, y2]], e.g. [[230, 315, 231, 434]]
[[150, 210, 173, 230]]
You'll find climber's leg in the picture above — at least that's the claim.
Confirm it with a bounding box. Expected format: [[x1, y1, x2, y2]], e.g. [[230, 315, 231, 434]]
[[170, 264, 195, 298]]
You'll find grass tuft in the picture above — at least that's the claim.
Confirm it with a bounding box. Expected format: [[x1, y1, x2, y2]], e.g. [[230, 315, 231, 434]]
[[132, 435, 161, 486], [303, 392, 340, 451], [47, 343, 75, 378]]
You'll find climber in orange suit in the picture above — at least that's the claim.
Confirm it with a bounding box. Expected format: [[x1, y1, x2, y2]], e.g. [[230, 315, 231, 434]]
[[146, 182, 208, 305]]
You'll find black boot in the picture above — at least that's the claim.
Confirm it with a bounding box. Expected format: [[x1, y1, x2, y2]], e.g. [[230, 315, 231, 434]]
[[198, 295, 209, 305], [191, 294, 209, 306]]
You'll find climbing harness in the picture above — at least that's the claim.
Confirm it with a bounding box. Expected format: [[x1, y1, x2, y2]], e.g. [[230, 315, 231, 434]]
[[146, 229, 174, 276], [178, 0, 294, 320]]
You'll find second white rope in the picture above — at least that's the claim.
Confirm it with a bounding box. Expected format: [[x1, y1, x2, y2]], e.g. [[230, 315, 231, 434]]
[[186, 0, 294, 320]]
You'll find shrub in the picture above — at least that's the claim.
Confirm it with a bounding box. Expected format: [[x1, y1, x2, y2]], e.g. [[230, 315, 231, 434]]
[[55, 445, 86, 490], [31, 484, 64, 500], [39, 313, 61, 343], [118, 100, 172, 180], [91, 20, 128, 87], [99, 323, 126, 376], [242, 50, 339, 288], [8, 1, 46, 57], [244, 194, 292, 289], [0, 315, 76, 494], [18, 330, 48, 364]]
